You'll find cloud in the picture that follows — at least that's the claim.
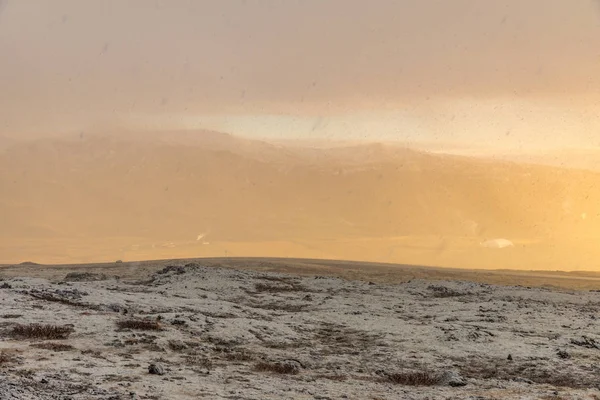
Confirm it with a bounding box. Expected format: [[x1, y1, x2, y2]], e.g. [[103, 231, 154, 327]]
[[1, 0, 600, 136]]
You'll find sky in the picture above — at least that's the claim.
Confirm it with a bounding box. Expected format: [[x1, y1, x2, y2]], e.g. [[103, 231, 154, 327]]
[[2, 0, 600, 149]]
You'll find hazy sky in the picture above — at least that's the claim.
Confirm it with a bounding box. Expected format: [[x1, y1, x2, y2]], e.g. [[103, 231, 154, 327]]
[[2, 0, 600, 148]]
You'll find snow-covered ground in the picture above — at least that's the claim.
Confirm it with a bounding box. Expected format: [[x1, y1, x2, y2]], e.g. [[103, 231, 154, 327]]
[[0, 262, 599, 399]]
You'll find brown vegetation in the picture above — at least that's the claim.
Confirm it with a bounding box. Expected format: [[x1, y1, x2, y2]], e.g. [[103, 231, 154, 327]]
[[382, 370, 441, 386], [428, 285, 471, 298], [116, 319, 163, 331], [254, 361, 300, 375], [253, 282, 308, 293], [224, 351, 255, 362], [1, 314, 22, 319], [0, 352, 16, 365], [32, 342, 75, 352], [9, 324, 74, 340], [457, 358, 594, 389], [184, 355, 213, 370]]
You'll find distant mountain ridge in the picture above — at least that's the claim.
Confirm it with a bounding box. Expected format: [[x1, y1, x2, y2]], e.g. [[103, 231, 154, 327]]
[[2, 130, 600, 267]]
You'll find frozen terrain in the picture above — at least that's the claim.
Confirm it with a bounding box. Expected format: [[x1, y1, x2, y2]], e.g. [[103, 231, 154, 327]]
[[0, 259, 599, 399]]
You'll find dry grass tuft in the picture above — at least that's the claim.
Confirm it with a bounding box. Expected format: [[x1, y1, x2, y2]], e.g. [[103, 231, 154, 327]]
[[63, 272, 108, 282], [9, 324, 74, 340], [116, 319, 163, 331], [167, 340, 188, 352], [322, 374, 348, 382], [224, 351, 255, 362], [28, 292, 83, 307], [313, 324, 384, 354], [250, 302, 309, 312], [383, 371, 441, 386], [254, 282, 308, 293], [254, 361, 300, 375], [31, 342, 75, 352], [1, 314, 22, 319], [427, 285, 471, 298], [184, 355, 213, 370], [457, 357, 594, 389], [0, 352, 16, 365], [81, 349, 103, 358], [570, 336, 599, 349]]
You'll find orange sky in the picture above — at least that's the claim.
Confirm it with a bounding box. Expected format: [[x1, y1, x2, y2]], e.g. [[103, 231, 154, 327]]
[[1, 0, 600, 147]]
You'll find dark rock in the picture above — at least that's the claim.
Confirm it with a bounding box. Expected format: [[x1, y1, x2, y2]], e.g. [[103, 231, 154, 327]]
[[557, 349, 571, 359], [148, 363, 165, 375], [0, 283, 12, 289], [104, 303, 125, 313], [439, 371, 467, 387]]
